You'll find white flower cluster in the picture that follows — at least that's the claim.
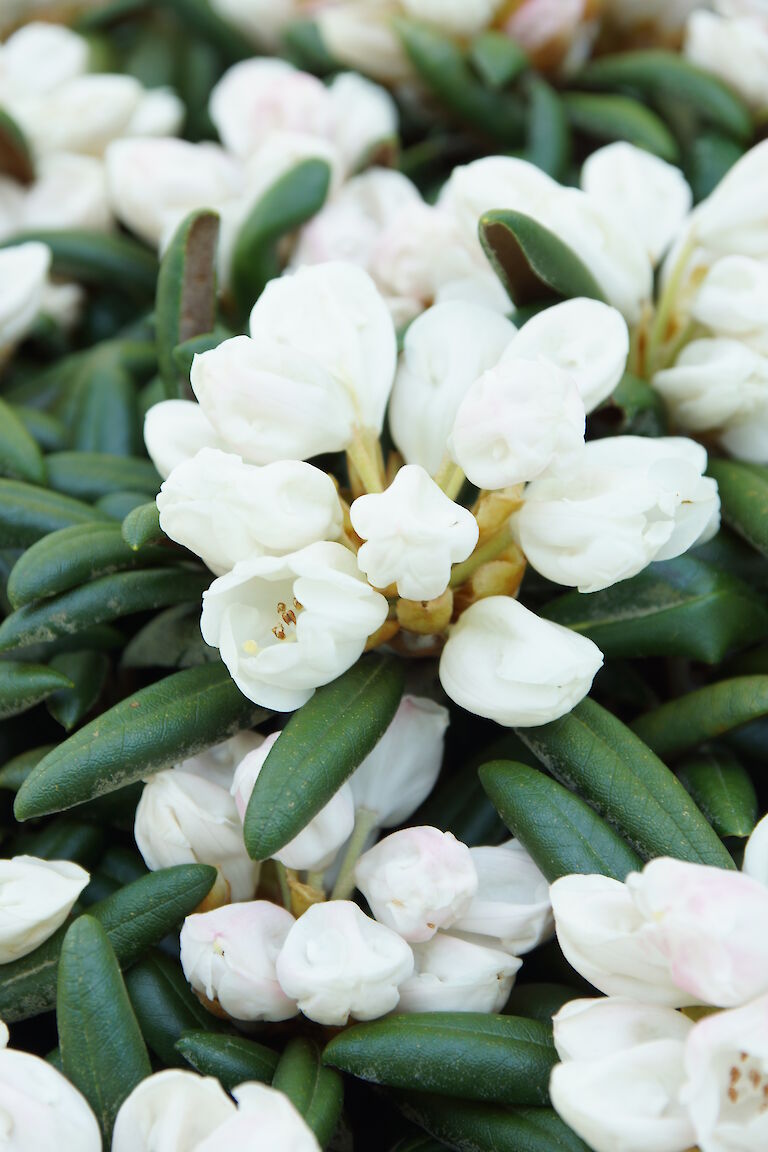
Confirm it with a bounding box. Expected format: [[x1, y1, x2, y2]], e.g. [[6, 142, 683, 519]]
[[549, 817, 768, 1152], [685, 0, 768, 112]]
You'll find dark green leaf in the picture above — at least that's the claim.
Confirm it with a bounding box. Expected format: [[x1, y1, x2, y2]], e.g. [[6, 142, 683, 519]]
[[677, 747, 757, 838], [398, 1095, 588, 1152], [11, 405, 69, 453], [126, 950, 224, 1067], [176, 1031, 278, 1089], [522, 76, 570, 180], [97, 490, 151, 519], [46, 650, 109, 730], [632, 675, 768, 761], [685, 131, 745, 202], [0, 661, 73, 720], [708, 460, 768, 558], [0, 397, 46, 484], [72, 358, 141, 457], [0, 744, 55, 791], [282, 19, 340, 74], [562, 92, 679, 161], [469, 32, 528, 89], [505, 984, 581, 1025], [15, 664, 267, 819], [0, 107, 34, 183], [0, 230, 158, 297], [592, 372, 667, 438], [275, 1038, 344, 1146], [122, 501, 163, 550], [171, 325, 234, 380], [156, 210, 219, 397], [45, 452, 160, 502], [244, 655, 403, 860], [0, 478, 109, 548], [11, 818, 104, 868], [121, 604, 218, 669]]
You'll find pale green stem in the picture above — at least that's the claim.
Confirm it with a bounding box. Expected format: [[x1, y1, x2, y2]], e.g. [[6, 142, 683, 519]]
[[330, 807, 380, 901], [433, 456, 465, 500], [449, 521, 514, 588], [347, 426, 384, 494], [646, 232, 696, 376], [306, 870, 325, 891], [275, 861, 292, 911]]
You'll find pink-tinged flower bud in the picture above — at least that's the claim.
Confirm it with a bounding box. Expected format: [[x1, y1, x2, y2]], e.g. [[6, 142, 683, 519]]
[[397, 932, 521, 1014], [180, 901, 298, 1022], [354, 827, 478, 943], [0, 1049, 100, 1151], [275, 900, 414, 1025], [0, 855, 89, 963], [451, 840, 554, 955]]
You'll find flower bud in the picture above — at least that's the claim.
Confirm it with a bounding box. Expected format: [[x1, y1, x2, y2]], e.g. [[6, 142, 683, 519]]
[[401, 0, 502, 35], [691, 256, 768, 350], [232, 732, 355, 871], [389, 301, 516, 476], [157, 448, 343, 574], [112, 1069, 235, 1151], [180, 900, 298, 1021], [22, 153, 111, 234], [196, 1083, 321, 1152], [275, 899, 414, 1025], [351, 464, 478, 600], [200, 541, 389, 712], [177, 731, 264, 791], [0, 1048, 100, 1151], [451, 840, 554, 955], [397, 932, 521, 1014], [0, 856, 89, 963], [685, 9, 768, 111], [17, 73, 145, 158], [134, 769, 259, 902], [500, 297, 629, 414], [0, 242, 50, 353], [448, 358, 585, 489], [0, 24, 88, 102], [126, 87, 184, 138], [517, 435, 720, 592], [354, 827, 477, 943], [348, 695, 449, 826], [316, 2, 414, 84], [439, 596, 603, 727], [327, 71, 398, 175], [553, 996, 693, 1063], [743, 813, 768, 886], [144, 399, 224, 480], [208, 0, 299, 50]]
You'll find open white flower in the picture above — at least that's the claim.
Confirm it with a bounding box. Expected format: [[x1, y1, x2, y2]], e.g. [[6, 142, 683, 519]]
[[688, 138, 768, 261], [0, 23, 88, 103], [157, 448, 342, 575], [355, 827, 478, 943], [192, 263, 396, 462], [439, 596, 603, 727], [389, 301, 516, 476], [2, 153, 111, 239], [685, 9, 768, 111], [0, 242, 50, 353], [449, 358, 585, 489], [112, 1069, 235, 1151], [398, 932, 521, 1014], [351, 464, 478, 600], [200, 541, 389, 712], [451, 840, 554, 955], [134, 769, 259, 902], [232, 732, 355, 871], [275, 899, 414, 1025], [144, 400, 224, 480], [180, 900, 298, 1021], [553, 997, 693, 1063], [517, 436, 720, 593], [0, 1048, 101, 1152], [0, 856, 89, 964], [691, 257, 768, 351], [196, 1083, 321, 1152]]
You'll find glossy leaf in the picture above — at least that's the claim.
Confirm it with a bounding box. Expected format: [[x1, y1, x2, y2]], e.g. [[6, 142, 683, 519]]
[[46, 650, 109, 730], [677, 747, 757, 838], [58, 916, 151, 1144], [0, 397, 46, 484], [72, 359, 141, 457], [632, 675, 768, 762], [122, 501, 163, 550], [398, 1095, 588, 1152], [505, 983, 582, 1025], [125, 950, 224, 1067], [0, 661, 73, 720], [15, 663, 267, 819], [0, 230, 158, 297], [562, 92, 679, 161], [45, 452, 160, 502], [522, 76, 570, 180], [324, 1014, 554, 1107], [469, 32, 528, 89], [519, 699, 734, 867], [244, 655, 404, 860], [0, 744, 55, 791], [480, 760, 642, 881], [176, 1031, 278, 1089], [0, 478, 108, 547], [685, 131, 744, 202], [274, 1038, 344, 1147], [708, 460, 768, 559], [121, 604, 217, 669], [155, 209, 219, 397], [12, 405, 68, 453]]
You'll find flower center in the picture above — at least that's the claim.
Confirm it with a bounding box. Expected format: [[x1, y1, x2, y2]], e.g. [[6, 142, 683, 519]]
[[724, 1051, 768, 1120], [271, 598, 304, 642]]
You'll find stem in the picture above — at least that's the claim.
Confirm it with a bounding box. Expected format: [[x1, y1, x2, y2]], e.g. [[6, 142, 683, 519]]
[[433, 455, 465, 500], [646, 232, 696, 376], [275, 861, 292, 911], [306, 870, 325, 891], [347, 426, 385, 494], [330, 807, 380, 901], [449, 521, 514, 588]]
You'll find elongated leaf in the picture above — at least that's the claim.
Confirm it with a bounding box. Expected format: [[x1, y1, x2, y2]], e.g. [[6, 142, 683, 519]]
[[12, 405, 68, 452], [0, 567, 208, 652], [398, 1095, 588, 1152], [171, 325, 234, 380], [46, 650, 108, 730], [97, 490, 150, 519], [232, 159, 331, 316], [505, 984, 581, 1025], [0, 478, 109, 547], [11, 818, 105, 868], [72, 359, 141, 457], [121, 604, 217, 669], [0, 107, 34, 183], [176, 1031, 278, 1089], [0, 230, 158, 297], [0, 396, 46, 484], [632, 675, 768, 761], [522, 76, 570, 180], [275, 1039, 343, 1147], [576, 51, 752, 140], [479, 210, 604, 309], [479, 760, 641, 881], [677, 747, 757, 838], [15, 664, 267, 819], [0, 863, 216, 1021], [708, 460, 768, 558], [0, 744, 55, 791], [125, 950, 224, 1067], [325, 1014, 554, 1108], [58, 916, 151, 1144], [686, 131, 744, 202], [469, 32, 528, 89], [0, 661, 73, 720], [541, 556, 768, 662], [244, 655, 404, 860], [562, 92, 679, 161], [519, 699, 734, 868], [45, 452, 160, 502], [122, 501, 163, 550], [7, 522, 170, 608], [156, 210, 219, 397]]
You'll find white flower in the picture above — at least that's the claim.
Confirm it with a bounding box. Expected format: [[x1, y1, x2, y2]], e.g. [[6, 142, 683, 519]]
[[550, 873, 695, 1006], [354, 827, 478, 943], [500, 297, 629, 415], [176, 731, 265, 791], [0, 856, 89, 964], [690, 138, 768, 260], [553, 996, 693, 1062], [348, 694, 448, 827], [125, 87, 184, 138], [200, 541, 389, 712], [685, 10, 768, 111], [606, 0, 704, 30], [517, 435, 720, 593], [327, 71, 398, 174], [112, 1069, 235, 1151], [581, 143, 692, 265], [350, 465, 478, 600], [0, 1048, 100, 1151], [16, 73, 145, 157], [209, 0, 300, 50], [275, 899, 414, 1025], [448, 358, 585, 489], [389, 301, 517, 476], [0, 242, 50, 353], [316, 1, 414, 85], [743, 813, 768, 886], [180, 900, 298, 1021], [134, 769, 259, 902], [15, 154, 111, 236], [195, 1083, 321, 1152], [397, 932, 521, 1014], [191, 263, 396, 462], [691, 257, 768, 352], [231, 732, 355, 871], [401, 0, 503, 35], [451, 840, 554, 955], [682, 992, 768, 1152], [628, 857, 768, 1008], [439, 596, 603, 727], [157, 448, 342, 575], [0, 23, 88, 104], [144, 400, 224, 480], [0, 1019, 7, 1049]]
